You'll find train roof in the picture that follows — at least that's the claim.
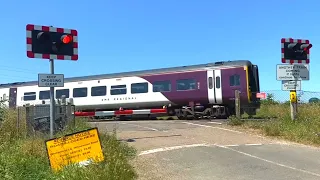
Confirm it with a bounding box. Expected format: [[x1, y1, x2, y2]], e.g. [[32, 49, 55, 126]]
[[0, 60, 253, 88]]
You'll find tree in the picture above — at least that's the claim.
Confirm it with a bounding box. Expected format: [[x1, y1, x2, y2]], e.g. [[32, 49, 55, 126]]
[[309, 97, 320, 103], [261, 93, 278, 105]]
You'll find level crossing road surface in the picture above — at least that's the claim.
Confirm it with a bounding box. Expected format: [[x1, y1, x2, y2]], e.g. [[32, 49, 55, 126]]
[[89, 120, 320, 180]]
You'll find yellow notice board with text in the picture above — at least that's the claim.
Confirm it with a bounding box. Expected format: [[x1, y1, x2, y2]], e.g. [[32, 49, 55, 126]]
[[45, 128, 104, 171]]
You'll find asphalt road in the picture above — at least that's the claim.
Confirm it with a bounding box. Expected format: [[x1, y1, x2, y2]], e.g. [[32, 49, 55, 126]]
[[90, 120, 320, 180]]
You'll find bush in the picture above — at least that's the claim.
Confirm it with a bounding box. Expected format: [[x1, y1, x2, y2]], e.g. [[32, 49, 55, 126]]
[[0, 104, 138, 180], [227, 115, 244, 126], [237, 103, 320, 146]]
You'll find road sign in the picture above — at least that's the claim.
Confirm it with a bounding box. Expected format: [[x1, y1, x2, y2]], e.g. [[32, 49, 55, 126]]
[[45, 128, 104, 171], [281, 38, 312, 64], [26, 24, 78, 61], [38, 74, 64, 87], [276, 64, 309, 81], [256, 92, 266, 99], [281, 80, 301, 91]]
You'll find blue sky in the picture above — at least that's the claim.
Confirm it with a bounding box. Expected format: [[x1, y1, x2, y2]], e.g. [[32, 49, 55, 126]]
[[0, 0, 319, 95]]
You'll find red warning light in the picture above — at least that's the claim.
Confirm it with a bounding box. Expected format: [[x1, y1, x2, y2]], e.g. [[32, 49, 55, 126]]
[[61, 35, 73, 44], [304, 44, 312, 51]]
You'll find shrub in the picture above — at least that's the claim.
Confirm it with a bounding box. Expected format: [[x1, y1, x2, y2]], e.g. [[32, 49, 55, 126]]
[[227, 115, 244, 126], [237, 103, 320, 146], [0, 104, 138, 180]]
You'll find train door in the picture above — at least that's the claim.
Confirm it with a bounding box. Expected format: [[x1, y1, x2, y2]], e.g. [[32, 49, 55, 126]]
[[9, 88, 17, 108], [207, 70, 216, 104], [214, 70, 223, 104], [207, 70, 223, 104]]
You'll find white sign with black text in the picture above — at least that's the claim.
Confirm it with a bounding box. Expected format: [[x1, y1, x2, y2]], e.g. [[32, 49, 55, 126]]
[[276, 64, 309, 81], [38, 74, 64, 87], [281, 80, 301, 91]]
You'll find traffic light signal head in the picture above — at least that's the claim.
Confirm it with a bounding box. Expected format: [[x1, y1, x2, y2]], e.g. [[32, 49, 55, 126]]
[[26, 24, 78, 60], [281, 38, 311, 64]]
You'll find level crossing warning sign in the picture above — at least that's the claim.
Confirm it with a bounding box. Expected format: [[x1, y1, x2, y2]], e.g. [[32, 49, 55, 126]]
[[45, 128, 104, 171], [38, 73, 64, 87]]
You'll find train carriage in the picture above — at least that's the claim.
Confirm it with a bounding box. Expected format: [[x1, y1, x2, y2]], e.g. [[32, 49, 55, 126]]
[[0, 60, 260, 119]]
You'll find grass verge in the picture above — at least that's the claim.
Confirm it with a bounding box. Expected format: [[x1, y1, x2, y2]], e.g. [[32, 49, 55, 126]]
[[228, 103, 320, 146], [0, 108, 138, 180]]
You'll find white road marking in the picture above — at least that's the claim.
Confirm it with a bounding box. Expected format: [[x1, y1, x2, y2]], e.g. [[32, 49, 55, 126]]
[[138, 143, 266, 156], [120, 122, 160, 131], [224, 144, 239, 147], [208, 121, 223, 125], [216, 144, 320, 178], [182, 122, 243, 134], [88, 121, 115, 124], [138, 143, 210, 156], [244, 143, 262, 146]]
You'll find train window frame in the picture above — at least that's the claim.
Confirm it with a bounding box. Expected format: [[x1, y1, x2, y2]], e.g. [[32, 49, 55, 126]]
[[56, 89, 70, 99], [131, 82, 148, 94], [176, 78, 197, 91], [91, 86, 107, 96], [216, 76, 221, 89], [39, 90, 50, 100], [229, 74, 240, 86], [153, 80, 171, 92], [110, 85, 127, 95], [23, 92, 36, 101], [208, 77, 213, 89], [73, 87, 88, 98]]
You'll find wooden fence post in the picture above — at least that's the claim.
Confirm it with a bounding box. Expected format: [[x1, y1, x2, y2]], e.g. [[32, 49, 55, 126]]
[[25, 104, 34, 136], [61, 95, 67, 128], [235, 90, 241, 119]]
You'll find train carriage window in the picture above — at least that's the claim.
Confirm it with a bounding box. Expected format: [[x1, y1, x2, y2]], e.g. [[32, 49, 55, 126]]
[[208, 77, 213, 89], [39, 90, 50, 100], [56, 89, 69, 98], [73, 87, 87, 98], [153, 80, 171, 92], [23, 92, 36, 101], [110, 85, 127, 95], [176, 79, 196, 91], [216, 76, 221, 89], [91, 86, 107, 96], [230, 74, 240, 86], [131, 82, 148, 94]]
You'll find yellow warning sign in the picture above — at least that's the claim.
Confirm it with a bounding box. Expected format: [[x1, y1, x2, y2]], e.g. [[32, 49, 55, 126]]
[[45, 128, 104, 171]]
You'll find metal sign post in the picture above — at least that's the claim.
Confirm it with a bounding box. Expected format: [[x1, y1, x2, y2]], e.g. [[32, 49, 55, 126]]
[[26, 24, 78, 138], [49, 59, 55, 138], [279, 38, 312, 120]]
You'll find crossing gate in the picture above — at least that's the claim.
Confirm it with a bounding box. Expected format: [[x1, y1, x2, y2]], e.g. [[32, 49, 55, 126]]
[[74, 108, 167, 117]]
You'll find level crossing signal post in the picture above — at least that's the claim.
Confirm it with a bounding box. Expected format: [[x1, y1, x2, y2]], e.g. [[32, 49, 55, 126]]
[[26, 24, 78, 138], [277, 38, 312, 120]]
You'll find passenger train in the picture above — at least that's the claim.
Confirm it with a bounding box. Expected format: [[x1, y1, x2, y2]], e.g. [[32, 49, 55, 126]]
[[0, 60, 260, 119]]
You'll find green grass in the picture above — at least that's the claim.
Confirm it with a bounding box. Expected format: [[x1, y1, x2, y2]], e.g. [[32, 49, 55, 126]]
[[0, 108, 138, 180], [228, 103, 320, 146]]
